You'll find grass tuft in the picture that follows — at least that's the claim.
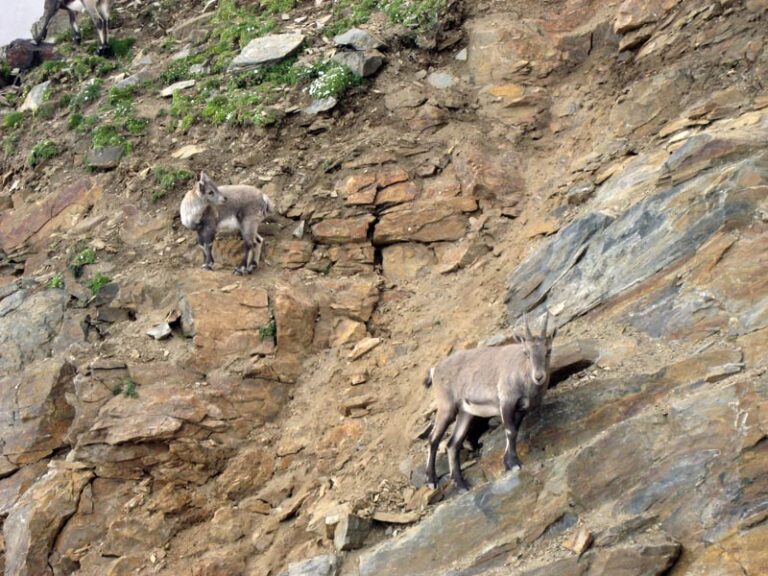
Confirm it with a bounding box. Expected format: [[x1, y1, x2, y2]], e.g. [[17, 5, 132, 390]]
[[28, 140, 59, 167]]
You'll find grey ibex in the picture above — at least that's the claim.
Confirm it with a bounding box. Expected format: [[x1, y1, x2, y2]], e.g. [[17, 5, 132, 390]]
[[180, 171, 275, 275], [424, 313, 556, 491], [35, 0, 111, 56]]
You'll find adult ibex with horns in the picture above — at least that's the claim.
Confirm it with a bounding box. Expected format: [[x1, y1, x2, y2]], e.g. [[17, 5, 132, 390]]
[[423, 313, 556, 491]]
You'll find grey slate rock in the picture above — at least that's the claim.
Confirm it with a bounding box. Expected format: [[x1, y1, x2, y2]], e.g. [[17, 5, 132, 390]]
[[333, 28, 386, 51], [229, 33, 305, 71], [87, 147, 124, 170], [278, 554, 339, 576], [332, 50, 384, 78]]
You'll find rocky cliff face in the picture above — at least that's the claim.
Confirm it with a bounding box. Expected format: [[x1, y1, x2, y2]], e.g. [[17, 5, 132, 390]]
[[1, 0, 767, 575]]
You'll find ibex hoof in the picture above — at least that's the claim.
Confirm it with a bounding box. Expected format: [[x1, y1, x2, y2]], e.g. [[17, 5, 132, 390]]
[[454, 482, 470, 493], [201, 263, 213, 271], [233, 267, 245, 275], [426, 481, 437, 490]]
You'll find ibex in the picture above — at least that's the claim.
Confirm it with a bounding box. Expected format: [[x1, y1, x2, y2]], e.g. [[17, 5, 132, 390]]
[[180, 171, 275, 275], [424, 313, 556, 491], [34, 0, 111, 56]]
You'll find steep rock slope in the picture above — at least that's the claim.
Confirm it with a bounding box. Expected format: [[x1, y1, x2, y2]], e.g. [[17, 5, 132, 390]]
[[0, 0, 767, 575]]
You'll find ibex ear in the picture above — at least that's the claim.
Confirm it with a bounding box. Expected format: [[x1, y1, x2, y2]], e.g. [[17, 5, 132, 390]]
[[511, 332, 524, 344], [199, 171, 208, 185]]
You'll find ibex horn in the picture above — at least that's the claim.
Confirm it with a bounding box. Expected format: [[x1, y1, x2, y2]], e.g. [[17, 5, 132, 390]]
[[524, 313, 532, 339], [542, 310, 549, 338]]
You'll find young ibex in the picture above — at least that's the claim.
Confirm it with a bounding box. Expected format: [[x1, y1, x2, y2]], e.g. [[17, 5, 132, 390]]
[[180, 171, 275, 274], [424, 313, 556, 491], [35, 0, 111, 56]]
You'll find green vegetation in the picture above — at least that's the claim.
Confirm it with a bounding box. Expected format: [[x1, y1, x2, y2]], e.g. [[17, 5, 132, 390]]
[[70, 55, 118, 82], [0, 62, 11, 84], [260, 0, 297, 14], [259, 320, 276, 341], [107, 86, 136, 115], [325, 0, 378, 36], [2, 112, 24, 130], [28, 140, 59, 167], [25, 60, 68, 85], [70, 79, 102, 111], [325, 0, 445, 36], [108, 37, 136, 58], [91, 124, 131, 153], [32, 103, 57, 120], [307, 61, 361, 100], [380, 0, 445, 28], [124, 116, 149, 134], [48, 274, 65, 289], [69, 246, 97, 276], [87, 272, 111, 295], [151, 166, 194, 202], [2, 134, 19, 158], [113, 378, 139, 398], [69, 112, 99, 132]]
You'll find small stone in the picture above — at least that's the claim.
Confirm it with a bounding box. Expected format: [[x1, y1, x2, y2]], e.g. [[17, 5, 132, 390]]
[[114, 69, 150, 90], [160, 79, 196, 97], [303, 97, 338, 115], [427, 71, 456, 90], [348, 337, 381, 360], [371, 510, 420, 524], [293, 220, 306, 239], [334, 514, 371, 551], [340, 394, 376, 417], [566, 181, 595, 205], [563, 527, 593, 556], [172, 144, 207, 159], [146, 323, 172, 340], [350, 370, 368, 385], [333, 28, 386, 51], [455, 48, 468, 61], [86, 147, 124, 170]]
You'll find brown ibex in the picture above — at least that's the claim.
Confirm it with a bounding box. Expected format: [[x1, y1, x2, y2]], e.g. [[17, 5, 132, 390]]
[[424, 313, 556, 491], [180, 172, 275, 275], [34, 0, 111, 56]]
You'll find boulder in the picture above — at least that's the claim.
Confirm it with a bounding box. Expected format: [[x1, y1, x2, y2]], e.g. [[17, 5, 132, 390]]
[[614, 0, 676, 34], [274, 287, 317, 355], [0, 359, 75, 466], [86, 146, 124, 171], [334, 28, 386, 51], [76, 384, 223, 447], [4, 41, 58, 72], [160, 79, 196, 97], [373, 199, 476, 245], [20, 80, 50, 112], [312, 214, 375, 244], [0, 178, 101, 252], [278, 555, 338, 576], [506, 131, 768, 327], [4, 465, 93, 576], [332, 50, 384, 78], [0, 290, 69, 374], [31, 11, 72, 41], [229, 33, 305, 71], [382, 243, 435, 282], [334, 514, 371, 551], [179, 286, 273, 372]]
